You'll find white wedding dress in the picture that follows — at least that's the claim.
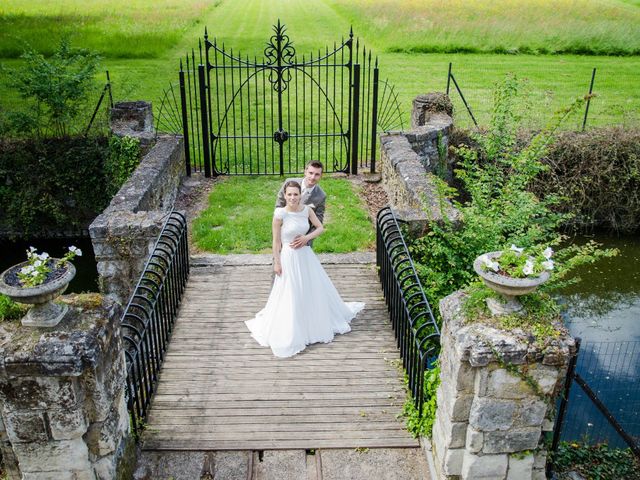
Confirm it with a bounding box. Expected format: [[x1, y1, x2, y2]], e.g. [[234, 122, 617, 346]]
[[245, 206, 365, 357]]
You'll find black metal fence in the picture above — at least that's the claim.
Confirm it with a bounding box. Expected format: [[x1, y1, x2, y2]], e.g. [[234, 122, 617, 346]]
[[121, 212, 190, 437], [85, 71, 114, 135], [376, 206, 440, 411], [161, 21, 404, 177], [445, 62, 614, 131], [549, 338, 640, 475]]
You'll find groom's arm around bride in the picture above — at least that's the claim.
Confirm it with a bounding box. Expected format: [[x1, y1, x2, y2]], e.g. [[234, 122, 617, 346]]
[[275, 161, 327, 246]]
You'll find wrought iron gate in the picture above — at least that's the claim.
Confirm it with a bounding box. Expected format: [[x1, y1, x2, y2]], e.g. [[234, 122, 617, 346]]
[[166, 21, 404, 177]]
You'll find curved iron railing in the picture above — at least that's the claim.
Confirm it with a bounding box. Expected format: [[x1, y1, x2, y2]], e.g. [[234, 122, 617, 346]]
[[121, 211, 189, 437], [376, 206, 440, 411]]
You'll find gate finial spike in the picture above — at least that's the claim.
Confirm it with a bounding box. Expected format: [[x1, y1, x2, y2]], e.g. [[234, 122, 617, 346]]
[[204, 27, 208, 39], [375, 56, 379, 68], [349, 26, 353, 38]]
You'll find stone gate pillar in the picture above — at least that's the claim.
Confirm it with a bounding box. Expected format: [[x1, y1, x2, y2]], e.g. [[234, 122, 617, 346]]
[[0, 296, 135, 479], [432, 291, 575, 480]]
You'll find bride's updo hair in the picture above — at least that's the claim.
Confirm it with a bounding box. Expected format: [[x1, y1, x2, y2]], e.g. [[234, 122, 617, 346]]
[[284, 180, 301, 192]]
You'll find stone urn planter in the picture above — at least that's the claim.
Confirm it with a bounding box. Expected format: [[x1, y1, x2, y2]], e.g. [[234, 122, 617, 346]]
[[0, 260, 76, 327], [473, 251, 550, 315]]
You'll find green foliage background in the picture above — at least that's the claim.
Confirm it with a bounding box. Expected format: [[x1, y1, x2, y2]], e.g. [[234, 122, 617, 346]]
[[0, 136, 111, 235], [104, 135, 141, 196]]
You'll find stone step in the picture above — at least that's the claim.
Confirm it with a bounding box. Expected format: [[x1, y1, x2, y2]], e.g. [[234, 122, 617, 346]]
[[134, 448, 432, 480]]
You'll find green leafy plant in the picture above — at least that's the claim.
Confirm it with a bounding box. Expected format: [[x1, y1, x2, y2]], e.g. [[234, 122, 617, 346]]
[[551, 441, 640, 480], [402, 363, 440, 438], [104, 135, 141, 195], [410, 74, 616, 321], [0, 135, 112, 236], [2, 38, 100, 137], [16, 246, 82, 288], [0, 294, 25, 321]]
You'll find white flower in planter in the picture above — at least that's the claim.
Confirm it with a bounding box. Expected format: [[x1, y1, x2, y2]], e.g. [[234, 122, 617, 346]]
[[482, 256, 500, 272], [523, 258, 535, 276], [510, 244, 524, 255]]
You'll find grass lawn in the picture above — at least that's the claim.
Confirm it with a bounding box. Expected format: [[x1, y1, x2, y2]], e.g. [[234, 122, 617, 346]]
[[330, 0, 640, 56], [1, 0, 639, 129], [192, 176, 374, 253]]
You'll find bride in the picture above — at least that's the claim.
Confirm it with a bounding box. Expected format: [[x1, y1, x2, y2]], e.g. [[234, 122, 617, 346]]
[[245, 180, 365, 357]]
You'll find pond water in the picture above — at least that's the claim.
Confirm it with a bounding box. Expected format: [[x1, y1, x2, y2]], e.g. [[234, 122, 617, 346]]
[[557, 233, 640, 448], [0, 236, 99, 293]]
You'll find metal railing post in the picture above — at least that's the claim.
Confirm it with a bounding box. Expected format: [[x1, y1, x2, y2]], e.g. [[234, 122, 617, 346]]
[[106, 70, 113, 108], [351, 63, 361, 175], [450, 73, 478, 127], [121, 211, 190, 438], [376, 206, 440, 412], [179, 61, 192, 177], [198, 64, 212, 177], [547, 337, 581, 478], [369, 61, 379, 173], [582, 67, 596, 132]]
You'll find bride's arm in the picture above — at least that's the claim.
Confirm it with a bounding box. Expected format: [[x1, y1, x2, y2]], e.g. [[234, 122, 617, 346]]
[[273, 216, 283, 275], [304, 208, 324, 242]]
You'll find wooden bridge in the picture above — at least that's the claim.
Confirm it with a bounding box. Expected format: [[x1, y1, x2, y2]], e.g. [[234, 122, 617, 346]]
[[141, 253, 418, 451]]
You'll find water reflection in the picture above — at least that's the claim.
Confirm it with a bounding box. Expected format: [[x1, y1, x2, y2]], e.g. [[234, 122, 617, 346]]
[[557, 234, 640, 447]]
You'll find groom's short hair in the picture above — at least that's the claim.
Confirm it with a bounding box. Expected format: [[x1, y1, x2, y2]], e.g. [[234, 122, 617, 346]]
[[306, 160, 324, 171]]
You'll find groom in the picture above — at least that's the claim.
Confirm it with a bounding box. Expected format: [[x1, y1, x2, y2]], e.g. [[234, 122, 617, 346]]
[[275, 160, 327, 249]]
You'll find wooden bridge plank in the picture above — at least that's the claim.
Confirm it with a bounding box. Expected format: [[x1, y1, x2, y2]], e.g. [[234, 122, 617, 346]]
[[141, 262, 417, 451]]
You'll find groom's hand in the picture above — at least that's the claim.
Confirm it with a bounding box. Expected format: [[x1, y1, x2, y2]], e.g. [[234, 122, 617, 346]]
[[290, 235, 307, 249]]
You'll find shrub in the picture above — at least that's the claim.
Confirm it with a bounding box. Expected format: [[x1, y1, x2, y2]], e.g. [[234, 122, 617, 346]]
[[0, 39, 100, 138], [451, 126, 640, 233], [551, 441, 640, 480], [0, 136, 111, 236], [532, 127, 640, 233], [104, 135, 141, 196], [410, 75, 615, 319], [402, 363, 440, 438]]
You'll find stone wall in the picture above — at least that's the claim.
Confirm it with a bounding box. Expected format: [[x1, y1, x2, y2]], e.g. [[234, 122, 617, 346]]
[[90, 102, 185, 307], [380, 93, 459, 233], [431, 291, 575, 480], [0, 296, 135, 479]]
